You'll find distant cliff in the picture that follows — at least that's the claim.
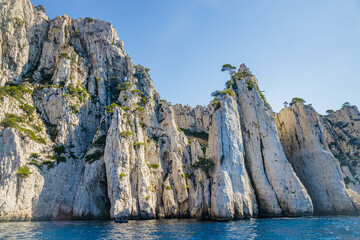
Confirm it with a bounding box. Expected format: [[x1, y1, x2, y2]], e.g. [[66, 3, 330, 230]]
[[0, 0, 359, 221]]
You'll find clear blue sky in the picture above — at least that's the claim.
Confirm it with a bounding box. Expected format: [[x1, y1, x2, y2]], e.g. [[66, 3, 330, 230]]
[[32, 0, 360, 113]]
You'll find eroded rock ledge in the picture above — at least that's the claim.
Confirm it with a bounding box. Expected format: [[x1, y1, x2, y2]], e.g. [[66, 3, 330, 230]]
[[0, 0, 359, 221]]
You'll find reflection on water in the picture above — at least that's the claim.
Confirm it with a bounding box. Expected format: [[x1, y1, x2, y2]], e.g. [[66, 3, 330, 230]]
[[0, 216, 359, 239]]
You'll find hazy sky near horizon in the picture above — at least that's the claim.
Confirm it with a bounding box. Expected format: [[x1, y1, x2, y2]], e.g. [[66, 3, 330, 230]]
[[32, 0, 360, 113]]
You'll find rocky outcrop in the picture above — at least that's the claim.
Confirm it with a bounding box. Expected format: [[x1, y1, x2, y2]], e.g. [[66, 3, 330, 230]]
[[276, 103, 359, 214], [173, 104, 211, 133], [233, 66, 313, 217], [0, 0, 359, 221], [321, 105, 360, 208], [0, 0, 49, 86], [207, 96, 257, 219]]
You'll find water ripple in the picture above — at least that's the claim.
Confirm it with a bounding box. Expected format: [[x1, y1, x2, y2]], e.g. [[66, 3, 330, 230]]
[[0, 216, 359, 239]]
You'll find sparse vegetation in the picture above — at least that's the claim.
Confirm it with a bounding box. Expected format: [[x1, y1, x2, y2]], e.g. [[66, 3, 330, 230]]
[[1, 114, 46, 144], [210, 88, 235, 111], [326, 109, 335, 115], [120, 106, 131, 111], [67, 83, 88, 102], [258, 90, 268, 107], [289, 97, 306, 106], [20, 104, 35, 116], [148, 186, 155, 192], [16, 166, 32, 178], [36, 5, 45, 12], [93, 135, 107, 147], [1, 114, 24, 128], [145, 195, 150, 200], [150, 134, 159, 142], [132, 89, 145, 96], [23, 128, 46, 144], [42, 160, 55, 170], [30, 153, 40, 159], [191, 156, 214, 171], [85, 150, 103, 163], [120, 131, 133, 138], [211, 97, 221, 111], [103, 102, 121, 113], [117, 82, 133, 91], [59, 52, 71, 60], [221, 64, 236, 75], [165, 185, 172, 190], [53, 145, 66, 155], [0, 85, 32, 103], [133, 142, 146, 147], [52, 145, 66, 164], [72, 31, 80, 37], [246, 80, 255, 90], [344, 176, 354, 185], [27, 159, 43, 170], [39, 69, 53, 85], [70, 104, 81, 114], [177, 127, 184, 133], [180, 128, 209, 141], [233, 71, 252, 79], [135, 106, 145, 112], [342, 102, 351, 108], [139, 96, 149, 105], [119, 172, 126, 181], [13, 17, 24, 27], [133, 66, 149, 79], [211, 89, 236, 98], [85, 17, 95, 22], [149, 164, 159, 169]]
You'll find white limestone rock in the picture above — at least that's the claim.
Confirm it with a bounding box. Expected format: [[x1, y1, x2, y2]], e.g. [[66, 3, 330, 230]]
[[276, 103, 357, 214], [207, 96, 258, 220], [234, 65, 313, 217]]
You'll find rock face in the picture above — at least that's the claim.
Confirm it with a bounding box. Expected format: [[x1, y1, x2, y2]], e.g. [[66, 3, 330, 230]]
[[0, 0, 49, 86], [234, 67, 313, 217], [0, 0, 358, 221], [276, 104, 359, 214], [321, 105, 360, 208], [173, 104, 211, 133], [207, 96, 257, 219]]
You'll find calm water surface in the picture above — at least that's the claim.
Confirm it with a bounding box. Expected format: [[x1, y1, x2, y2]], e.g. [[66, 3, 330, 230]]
[[0, 216, 359, 239]]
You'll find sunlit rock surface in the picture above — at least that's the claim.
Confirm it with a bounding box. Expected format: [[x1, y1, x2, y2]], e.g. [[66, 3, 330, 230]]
[[0, 0, 358, 221]]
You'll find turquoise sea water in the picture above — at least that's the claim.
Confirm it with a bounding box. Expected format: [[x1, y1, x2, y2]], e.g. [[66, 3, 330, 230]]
[[0, 216, 359, 239]]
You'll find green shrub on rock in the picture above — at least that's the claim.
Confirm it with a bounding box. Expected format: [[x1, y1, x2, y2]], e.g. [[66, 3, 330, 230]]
[[149, 164, 159, 169], [119, 172, 127, 181], [133, 142, 146, 147], [59, 52, 71, 60], [120, 131, 133, 138], [36, 5, 45, 12], [85, 150, 104, 163], [20, 104, 35, 116], [289, 97, 306, 106], [16, 166, 32, 178], [103, 103, 121, 113], [191, 156, 214, 172]]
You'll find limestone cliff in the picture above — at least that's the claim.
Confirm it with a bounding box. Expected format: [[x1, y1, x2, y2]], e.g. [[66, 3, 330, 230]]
[[234, 66, 313, 217], [276, 104, 360, 213], [321, 105, 360, 207], [0, 0, 358, 221]]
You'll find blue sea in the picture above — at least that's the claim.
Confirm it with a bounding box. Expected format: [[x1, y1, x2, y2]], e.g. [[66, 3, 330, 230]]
[[0, 216, 359, 239]]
